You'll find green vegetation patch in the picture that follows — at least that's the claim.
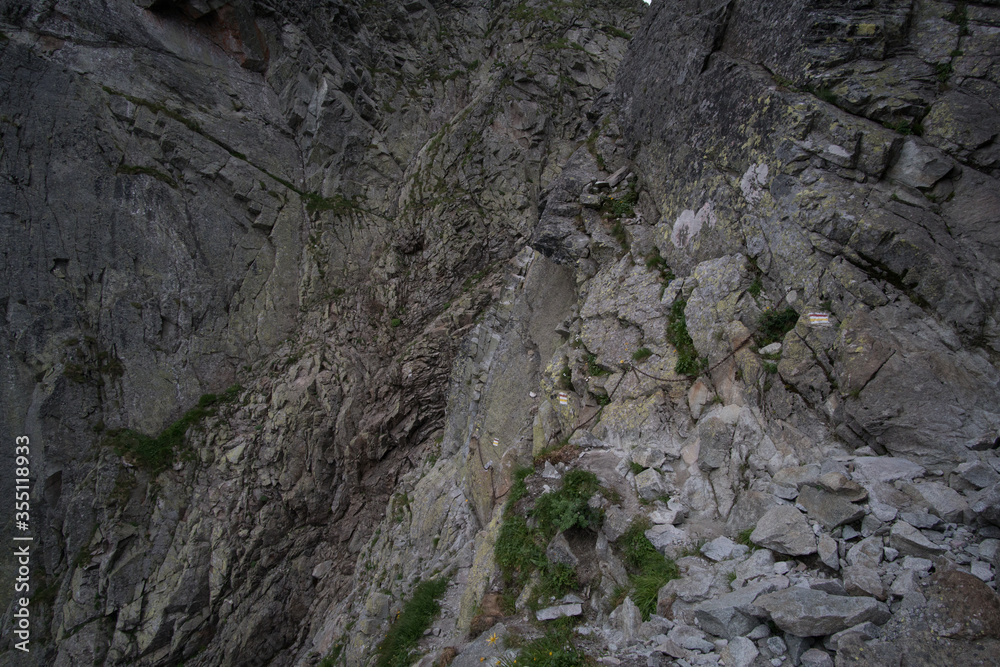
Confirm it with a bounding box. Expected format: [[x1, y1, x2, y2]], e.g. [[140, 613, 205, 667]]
[[375, 577, 449, 667], [103, 384, 241, 472], [499, 625, 589, 667], [667, 299, 703, 377], [303, 192, 359, 216], [617, 519, 679, 619], [645, 247, 675, 283], [495, 470, 602, 592], [632, 347, 653, 362], [586, 354, 611, 377], [756, 307, 799, 347]]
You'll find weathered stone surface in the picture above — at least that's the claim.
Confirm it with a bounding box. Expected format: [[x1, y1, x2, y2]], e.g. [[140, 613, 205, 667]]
[[635, 467, 667, 501], [799, 648, 834, 667], [720, 636, 759, 667], [750, 506, 817, 556], [668, 624, 714, 653], [610, 597, 643, 642], [890, 521, 947, 559], [887, 139, 955, 190], [817, 473, 868, 502], [701, 536, 746, 562], [909, 481, 970, 523], [536, 603, 583, 621], [756, 587, 887, 637], [956, 461, 1000, 490], [546, 532, 579, 568], [853, 458, 927, 484], [847, 537, 885, 569], [694, 580, 780, 639], [818, 536, 840, 571], [843, 564, 886, 601], [970, 483, 1000, 527], [798, 485, 865, 530]]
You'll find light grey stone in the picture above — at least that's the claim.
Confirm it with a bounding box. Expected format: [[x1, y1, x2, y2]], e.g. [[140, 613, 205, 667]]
[[846, 536, 883, 568], [901, 556, 933, 573], [610, 596, 642, 641], [852, 457, 926, 484], [720, 636, 758, 667], [765, 635, 787, 655], [668, 623, 714, 653], [701, 536, 740, 562], [546, 532, 579, 568], [899, 511, 941, 529], [971, 561, 994, 582], [773, 465, 822, 489], [889, 521, 947, 559], [883, 547, 899, 562], [799, 648, 835, 667], [979, 539, 1000, 563], [825, 621, 879, 651], [604, 507, 633, 543], [537, 603, 583, 621], [646, 524, 689, 555], [693, 580, 780, 639], [797, 485, 865, 530], [633, 446, 667, 470], [843, 564, 886, 600], [956, 461, 1000, 489], [887, 138, 955, 190], [890, 569, 919, 597], [810, 579, 848, 596], [747, 624, 771, 640], [817, 472, 868, 502], [635, 468, 667, 501], [756, 587, 887, 637], [970, 482, 1000, 527], [910, 481, 969, 523], [750, 506, 817, 556]]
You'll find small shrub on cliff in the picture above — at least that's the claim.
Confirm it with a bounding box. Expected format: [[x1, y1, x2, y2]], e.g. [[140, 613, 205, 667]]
[[375, 577, 449, 667], [756, 306, 799, 346], [103, 385, 242, 472], [498, 625, 588, 667], [667, 299, 702, 377], [533, 470, 602, 535], [618, 519, 679, 620]]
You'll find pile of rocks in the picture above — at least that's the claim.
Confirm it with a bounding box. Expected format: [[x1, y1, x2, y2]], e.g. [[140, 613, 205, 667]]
[[588, 449, 1000, 666]]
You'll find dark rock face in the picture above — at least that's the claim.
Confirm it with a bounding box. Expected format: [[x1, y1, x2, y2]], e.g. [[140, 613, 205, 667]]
[[0, 1, 644, 665], [615, 0, 1000, 465], [3, 0, 1000, 666]]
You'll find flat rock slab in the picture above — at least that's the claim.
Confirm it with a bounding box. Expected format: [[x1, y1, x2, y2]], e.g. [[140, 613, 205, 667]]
[[756, 587, 887, 637], [798, 485, 865, 530], [720, 636, 759, 667], [853, 457, 925, 483], [701, 535, 746, 562], [694, 579, 783, 639], [910, 481, 969, 523], [750, 506, 817, 556], [889, 521, 946, 559], [536, 603, 582, 621]]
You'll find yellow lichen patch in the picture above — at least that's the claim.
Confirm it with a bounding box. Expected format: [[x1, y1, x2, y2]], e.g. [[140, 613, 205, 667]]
[[856, 23, 878, 36]]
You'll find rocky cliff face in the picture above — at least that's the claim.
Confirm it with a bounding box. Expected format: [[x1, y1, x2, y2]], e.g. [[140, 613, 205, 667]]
[[2, 0, 1000, 666]]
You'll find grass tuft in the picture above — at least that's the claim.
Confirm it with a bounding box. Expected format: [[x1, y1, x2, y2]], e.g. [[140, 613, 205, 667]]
[[756, 307, 799, 347], [667, 299, 703, 377], [103, 384, 241, 472], [375, 578, 449, 667], [616, 518, 678, 619]]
